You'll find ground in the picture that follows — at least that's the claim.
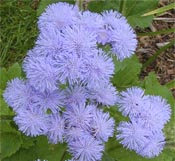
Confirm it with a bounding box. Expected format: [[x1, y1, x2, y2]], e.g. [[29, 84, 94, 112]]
[[136, 0, 175, 97]]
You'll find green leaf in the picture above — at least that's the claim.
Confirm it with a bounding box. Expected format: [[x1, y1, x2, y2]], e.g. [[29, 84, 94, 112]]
[[143, 3, 175, 16], [1, 132, 22, 159], [0, 88, 14, 116], [112, 55, 142, 91], [102, 152, 116, 161], [0, 120, 18, 133], [124, 0, 159, 28], [21, 135, 35, 149], [0, 63, 22, 91], [0, 98, 14, 116], [7, 63, 21, 80], [105, 137, 175, 161], [143, 72, 175, 107], [2, 146, 37, 161], [87, 0, 120, 13], [36, 136, 71, 161], [0, 92, 14, 117], [165, 79, 175, 89], [88, 0, 159, 28], [127, 15, 154, 28], [37, 0, 75, 16]]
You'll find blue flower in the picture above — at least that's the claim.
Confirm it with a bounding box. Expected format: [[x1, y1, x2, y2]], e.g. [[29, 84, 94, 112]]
[[96, 28, 111, 45], [102, 10, 127, 30], [84, 50, 114, 84], [116, 121, 151, 151], [37, 89, 65, 113], [68, 135, 104, 161], [137, 132, 165, 158], [91, 109, 115, 142], [14, 107, 49, 136], [52, 53, 85, 84], [63, 104, 95, 130], [78, 11, 104, 33], [3, 78, 39, 113], [148, 95, 171, 125], [133, 99, 170, 132], [38, 2, 79, 31], [35, 26, 62, 56], [65, 84, 88, 106], [61, 25, 97, 57], [23, 51, 59, 92], [110, 26, 137, 60], [102, 10, 137, 60], [47, 113, 65, 144], [88, 81, 117, 106], [116, 87, 147, 118], [64, 126, 90, 143]]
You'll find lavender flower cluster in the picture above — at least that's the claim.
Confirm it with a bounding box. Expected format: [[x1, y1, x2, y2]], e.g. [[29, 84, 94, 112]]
[[116, 87, 171, 158], [3, 2, 171, 161]]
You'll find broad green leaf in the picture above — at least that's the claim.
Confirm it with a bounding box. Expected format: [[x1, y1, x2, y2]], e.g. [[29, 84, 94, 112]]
[[105, 137, 175, 161], [0, 98, 14, 116], [37, 0, 75, 16], [112, 55, 142, 91], [0, 120, 18, 133], [36, 136, 71, 161], [88, 0, 120, 13], [1, 132, 22, 159], [21, 135, 35, 149], [127, 15, 154, 28], [165, 79, 175, 89], [143, 72, 175, 107], [88, 0, 159, 28], [102, 152, 116, 161], [2, 146, 37, 161], [7, 63, 21, 80], [0, 89, 14, 116], [0, 63, 22, 90], [143, 3, 175, 16]]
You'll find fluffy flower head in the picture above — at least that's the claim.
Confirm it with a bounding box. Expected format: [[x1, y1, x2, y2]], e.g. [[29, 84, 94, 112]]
[[38, 2, 78, 30], [14, 107, 49, 136], [68, 136, 104, 161]]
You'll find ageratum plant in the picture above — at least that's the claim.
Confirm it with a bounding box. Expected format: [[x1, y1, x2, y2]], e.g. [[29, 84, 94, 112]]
[[3, 2, 172, 161]]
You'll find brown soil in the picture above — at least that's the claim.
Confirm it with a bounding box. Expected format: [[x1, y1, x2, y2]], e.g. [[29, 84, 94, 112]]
[[135, 0, 175, 97]]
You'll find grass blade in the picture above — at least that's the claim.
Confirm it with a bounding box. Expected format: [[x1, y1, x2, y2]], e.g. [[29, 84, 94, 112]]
[[142, 3, 175, 16], [137, 28, 175, 37], [142, 40, 175, 69]]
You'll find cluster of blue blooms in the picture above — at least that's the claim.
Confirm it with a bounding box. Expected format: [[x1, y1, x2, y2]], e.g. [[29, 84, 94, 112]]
[[3, 2, 171, 161], [116, 87, 171, 158]]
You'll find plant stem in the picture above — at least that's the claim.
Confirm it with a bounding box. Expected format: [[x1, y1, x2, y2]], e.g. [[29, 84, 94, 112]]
[[76, 0, 84, 11], [119, 0, 126, 14]]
